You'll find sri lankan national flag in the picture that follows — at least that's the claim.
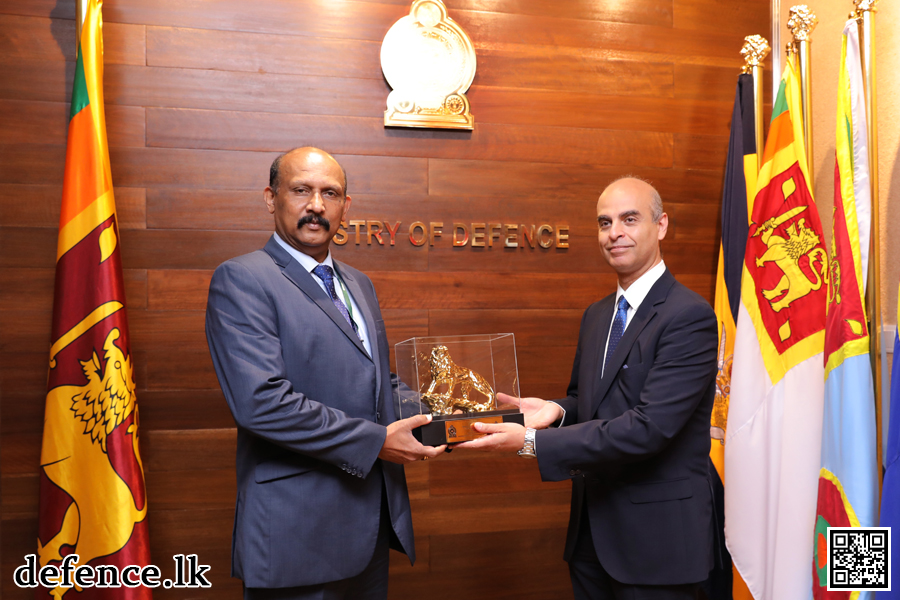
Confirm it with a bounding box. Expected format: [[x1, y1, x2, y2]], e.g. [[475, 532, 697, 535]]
[[705, 73, 755, 600], [813, 19, 878, 600], [37, 1, 151, 598], [724, 57, 827, 600]]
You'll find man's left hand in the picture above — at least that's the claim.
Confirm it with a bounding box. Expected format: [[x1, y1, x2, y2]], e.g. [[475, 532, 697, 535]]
[[454, 422, 526, 453]]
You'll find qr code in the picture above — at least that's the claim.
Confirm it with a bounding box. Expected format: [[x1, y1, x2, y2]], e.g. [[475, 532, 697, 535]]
[[827, 527, 891, 591]]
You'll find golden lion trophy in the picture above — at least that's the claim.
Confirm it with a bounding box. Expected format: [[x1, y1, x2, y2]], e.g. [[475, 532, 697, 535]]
[[395, 334, 524, 445]]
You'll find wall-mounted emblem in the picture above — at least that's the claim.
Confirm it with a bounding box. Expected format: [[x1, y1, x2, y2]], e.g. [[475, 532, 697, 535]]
[[380, 0, 476, 130]]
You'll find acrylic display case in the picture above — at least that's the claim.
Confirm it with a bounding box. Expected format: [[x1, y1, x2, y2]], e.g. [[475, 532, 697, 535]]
[[394, 333, 524, 445]]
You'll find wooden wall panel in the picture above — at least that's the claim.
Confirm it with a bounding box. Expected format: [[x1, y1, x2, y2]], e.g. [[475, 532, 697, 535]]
[[0, 0, 767, 598], [108, 64, 392, 118], [145, 108, 674, 167], [427, 158, 725, 203], [147, 26, 382, 80], [434, 0, 675, 27], [0, 58, 71, 103]]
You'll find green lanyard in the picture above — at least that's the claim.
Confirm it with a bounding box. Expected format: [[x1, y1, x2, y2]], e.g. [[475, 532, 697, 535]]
[[333, 270, 355, 321]]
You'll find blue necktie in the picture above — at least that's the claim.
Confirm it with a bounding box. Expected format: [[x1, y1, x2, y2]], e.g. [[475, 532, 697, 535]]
[[604, 295, 629, 373], [312, 264, 359, 338]]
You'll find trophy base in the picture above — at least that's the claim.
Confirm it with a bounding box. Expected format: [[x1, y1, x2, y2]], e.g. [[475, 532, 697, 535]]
[[413, 410, 525, 446]]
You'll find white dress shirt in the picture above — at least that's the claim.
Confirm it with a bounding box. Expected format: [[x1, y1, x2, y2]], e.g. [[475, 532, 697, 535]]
[[600, 259, 667, 378], [273, 233, 372, 356]]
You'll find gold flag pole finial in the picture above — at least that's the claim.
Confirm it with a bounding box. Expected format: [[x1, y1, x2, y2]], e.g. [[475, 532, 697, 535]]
[[852, 0, 877, 18], [788, 5, 817, 183], [741, 35, 770, 172], [856, 0, 883, 497], [741, 35, 771, 73]]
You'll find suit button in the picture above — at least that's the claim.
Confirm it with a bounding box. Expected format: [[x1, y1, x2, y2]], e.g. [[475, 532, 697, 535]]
[[570, 469, 582, 476], [376, 412, 381, 420]]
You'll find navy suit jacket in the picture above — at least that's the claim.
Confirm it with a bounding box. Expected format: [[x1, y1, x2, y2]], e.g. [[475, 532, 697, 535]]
[[536, 269, 717, 585], [205, 237, 414, 588]]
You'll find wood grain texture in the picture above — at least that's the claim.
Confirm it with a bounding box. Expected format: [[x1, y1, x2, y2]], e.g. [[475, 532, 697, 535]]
[[0, 0, 765, 596], [428, 309, 583, 346], [0, 58, 71, 103], [428, 158, 726, 204], [147, 26, 382, 80], [0, 14, 145, 65], [360, 0, 675, 27], [106, 63, 391, 118], [146, 108, 674, 167], [111, 147, 428, 195]]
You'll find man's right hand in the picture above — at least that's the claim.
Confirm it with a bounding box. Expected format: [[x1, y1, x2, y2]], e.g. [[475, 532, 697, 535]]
[[378, 414, 446, 464], [498, 392, 564, 429]]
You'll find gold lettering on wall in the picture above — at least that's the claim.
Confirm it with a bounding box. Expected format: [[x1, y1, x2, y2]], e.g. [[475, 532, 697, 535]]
[[471, 223, 485, 248], [409, 222, 427, 246], [336, 220, 570, 250], [504, 224, 518, 248], [537, 225, 553, 249], [429, 222, 444, 246], [349, 220, 365, 245], [334, 223, 348, 245], [452, 223, 469, 247], [385, 221, 402, 246], [521, 224, 535, 248], [556, 226, 569, 249], [487, 223, 502, 247], [367, 220, 384, 245]]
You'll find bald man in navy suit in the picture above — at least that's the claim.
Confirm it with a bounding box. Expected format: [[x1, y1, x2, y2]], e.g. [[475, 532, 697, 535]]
[[459, 177, 718, 599]]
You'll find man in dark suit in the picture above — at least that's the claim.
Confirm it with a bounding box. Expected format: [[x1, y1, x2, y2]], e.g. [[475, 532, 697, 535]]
[[459, 177, 718, 599], [205, 147, 444, 600]]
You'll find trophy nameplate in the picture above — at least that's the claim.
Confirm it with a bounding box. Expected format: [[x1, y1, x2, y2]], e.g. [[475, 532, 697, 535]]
[[380, 0, 476, 130], [415, 411, 526, 446], [395, 334, 522, 446]]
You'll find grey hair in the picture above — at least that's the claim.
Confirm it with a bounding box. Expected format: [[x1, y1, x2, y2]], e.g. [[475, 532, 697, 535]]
[[607, 175, 664, 223]]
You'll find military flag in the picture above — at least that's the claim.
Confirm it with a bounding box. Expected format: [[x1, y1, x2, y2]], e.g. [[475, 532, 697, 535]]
[[706, 72, 755, 600], [879, 284, 900, 599], [724, 57, 828, 600], [812, 19, 879, 600], [37, 0, 152, 598]]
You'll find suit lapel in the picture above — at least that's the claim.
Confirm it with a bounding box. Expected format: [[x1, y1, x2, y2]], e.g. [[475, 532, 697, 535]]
[[334, 261, 381, 396], [590, 270, 676, 416], [264, 239, 370, 359]]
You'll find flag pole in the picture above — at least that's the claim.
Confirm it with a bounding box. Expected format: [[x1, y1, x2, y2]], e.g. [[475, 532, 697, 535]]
[[741, 35, 770, 173], [76, 0, 86, 44], [788, 5, 818, 183], [856, 0, 883, 492]]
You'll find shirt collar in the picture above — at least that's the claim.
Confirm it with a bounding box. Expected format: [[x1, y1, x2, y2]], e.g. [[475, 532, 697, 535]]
[[616, 260, 666, 313], [272, 233, 335, 274]]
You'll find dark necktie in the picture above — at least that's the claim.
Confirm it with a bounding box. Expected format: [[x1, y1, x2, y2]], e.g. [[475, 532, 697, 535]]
[[312, 264, 359, 338], [604, 295, 629, 373]]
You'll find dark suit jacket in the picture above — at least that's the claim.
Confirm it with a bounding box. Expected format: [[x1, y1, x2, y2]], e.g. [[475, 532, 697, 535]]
[[205, 237, 414, 588], [536, 269, 717, 586]]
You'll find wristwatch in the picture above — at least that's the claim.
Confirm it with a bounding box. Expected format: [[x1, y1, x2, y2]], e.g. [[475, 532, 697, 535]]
[[518, 428, 536, 459]]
